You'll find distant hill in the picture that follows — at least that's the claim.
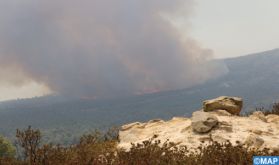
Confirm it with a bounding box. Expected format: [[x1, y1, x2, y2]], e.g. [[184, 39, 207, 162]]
[[0, 48, 279, 144]]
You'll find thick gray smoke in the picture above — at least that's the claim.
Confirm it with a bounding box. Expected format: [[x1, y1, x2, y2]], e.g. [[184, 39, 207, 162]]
[[0, 0, 227, 98]]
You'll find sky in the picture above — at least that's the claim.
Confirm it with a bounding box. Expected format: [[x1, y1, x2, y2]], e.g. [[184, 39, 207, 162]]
[[190, 0, 279, 58], [0, 0, 278, 101]]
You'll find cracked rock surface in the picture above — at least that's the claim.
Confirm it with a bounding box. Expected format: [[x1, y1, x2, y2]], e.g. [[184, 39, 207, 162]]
[[118, 97, 279, 152]]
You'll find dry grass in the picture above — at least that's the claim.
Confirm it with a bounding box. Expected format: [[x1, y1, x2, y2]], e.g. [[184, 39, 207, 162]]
[[245, 102, 279, 116], [2, 102, 279, 164], [0, 127, 278, 165]]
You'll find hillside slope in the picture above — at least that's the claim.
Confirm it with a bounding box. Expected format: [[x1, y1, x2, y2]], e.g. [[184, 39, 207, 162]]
[[0, 49, 279, 143]]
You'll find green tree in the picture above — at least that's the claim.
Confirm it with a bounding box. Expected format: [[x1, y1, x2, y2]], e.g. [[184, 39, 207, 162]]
[[0, 135, 16, 158]]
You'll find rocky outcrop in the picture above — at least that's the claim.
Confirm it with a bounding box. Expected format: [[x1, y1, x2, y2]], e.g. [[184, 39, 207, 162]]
[[249, 111, 267, 122], [118, 97, 279, 152], [266, 114, 279, 123], [191, 111, 218, 133], [203, 96, 243, 115], [245, 134, 264, 148]]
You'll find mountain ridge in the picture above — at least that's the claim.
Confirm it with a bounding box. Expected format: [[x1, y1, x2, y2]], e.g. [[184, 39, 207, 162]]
[[0, 48, 279, 144]]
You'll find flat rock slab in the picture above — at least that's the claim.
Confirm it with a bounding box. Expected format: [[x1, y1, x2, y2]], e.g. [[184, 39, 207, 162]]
[[203, 96, 243, 115], [118, 111, 279, 152]]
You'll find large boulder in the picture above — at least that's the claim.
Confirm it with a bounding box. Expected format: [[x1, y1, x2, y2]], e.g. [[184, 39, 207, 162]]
[[191, 111, 218, 133], [203, 96, 243, 115], [244, 134, 264, 148]]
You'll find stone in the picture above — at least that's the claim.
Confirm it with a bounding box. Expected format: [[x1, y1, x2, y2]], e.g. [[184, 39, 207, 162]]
[[218, 121, 233, 132], [191, 111, 218, 133], [209, 110, 232, 116], [198, 136, 212, 142], [245, 134, 264, 148], [180, 125, 191, 133], [249, 111, 267, 122], [203, 96, 243, 115], [266, 114, 279, 123], [148, 119, 164, 124], [249, 129, 263, 135], [118, 98, 279, 151], [212, 135, 228, 143], [121, 122, 142, 131], [271, 146, 279, 153]]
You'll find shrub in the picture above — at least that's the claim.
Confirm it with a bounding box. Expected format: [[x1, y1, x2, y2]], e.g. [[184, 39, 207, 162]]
[[244, 102, 279, 116], [0, 136, 16, 158], [262, 102, 279, 115], [3, 128, 277, 165], [16, 126, 41, 165], [3, 101, 279, 165]]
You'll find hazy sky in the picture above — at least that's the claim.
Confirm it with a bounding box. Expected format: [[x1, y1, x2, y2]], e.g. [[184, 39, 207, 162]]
[[0, 0, 278, 101], [190, 0, 279, 58]]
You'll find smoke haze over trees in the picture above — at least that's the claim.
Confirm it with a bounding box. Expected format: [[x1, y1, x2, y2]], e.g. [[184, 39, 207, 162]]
[[0, 0, 227, 99]]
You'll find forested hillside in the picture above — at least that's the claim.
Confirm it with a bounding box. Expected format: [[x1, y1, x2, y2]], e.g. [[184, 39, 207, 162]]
[[0, 49, 279, 144]]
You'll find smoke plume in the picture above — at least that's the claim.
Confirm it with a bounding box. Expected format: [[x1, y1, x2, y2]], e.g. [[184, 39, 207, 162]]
[[0, 0, 227, 98]]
